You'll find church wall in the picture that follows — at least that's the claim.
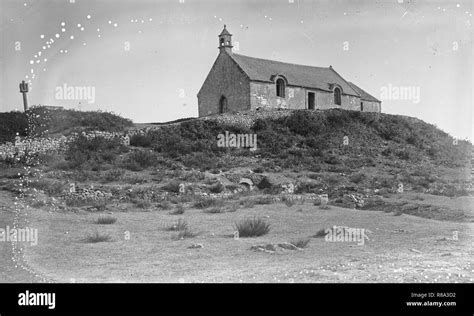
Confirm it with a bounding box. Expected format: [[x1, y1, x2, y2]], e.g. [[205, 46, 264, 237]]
[[361, 101, 381, 112], [315, 91, 360, 110], [249, 82, 306, 110], [198, 52, 250, 117]]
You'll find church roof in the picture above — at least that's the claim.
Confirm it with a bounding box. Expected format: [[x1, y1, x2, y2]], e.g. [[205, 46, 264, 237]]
[[230, 53, 360, 96], [347, 82, 381, 103]]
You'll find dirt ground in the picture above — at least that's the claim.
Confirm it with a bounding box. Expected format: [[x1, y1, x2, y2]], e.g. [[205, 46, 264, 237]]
[[1, 190, 472, 283]]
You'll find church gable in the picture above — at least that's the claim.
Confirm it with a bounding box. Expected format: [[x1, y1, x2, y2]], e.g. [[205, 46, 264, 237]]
[[197, 51, 250, 117]]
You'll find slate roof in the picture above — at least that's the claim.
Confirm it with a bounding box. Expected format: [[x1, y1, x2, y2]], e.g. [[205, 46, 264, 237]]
[[347, 82, 381, 103], [230, 53, 360, 97]]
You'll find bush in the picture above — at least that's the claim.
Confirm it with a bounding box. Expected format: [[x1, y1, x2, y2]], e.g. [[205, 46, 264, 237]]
[[349, 172, 366, 184], [235, 217, 271, 237], [166, 218, 188, 231], [290, 238, 310, 248], [84, 231, 112, 243], [95, 215, 117, 225], [193, 197, 221, 209], [172, 229, 198, 240], [204, 207, 224, 214], [102, 168, 125, 182], [162, 181, 181, 193], [130, 134, 153, 147], [312, 228, 327, 238], [207, 182, 224, 193], [122, 150, 158, 171], [133, 199, 151, 209], [65, 135, 127, 169], [256, 177, 273, 191], [170, 204, 185, 215], [30, 179, 64, 196], [239, 199, 255, 209], [255, 196, 274, 205], [282, 196, 296, 207], [0, 111, 28, 143]]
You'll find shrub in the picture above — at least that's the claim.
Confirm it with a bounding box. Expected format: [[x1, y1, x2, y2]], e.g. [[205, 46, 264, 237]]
[[84, 231, 112, 243], [193, 197, 221, 209], [256, 177, 273, 190], [207, 182, 224, 193], [156, 201, 172, 210], [290, 238, 310, 248], [0, 111, 28, 143], [282, 196, 296, 207], [349, 172, 366, 184], [95, 215, 117, 225], [204, 207, 224, 214], [122, 150, 158, 171], [235, 217, 271, 237], [172, 229, 198, 240], [102, 168, 125, 182], [239, 199, 255, 209], [66, 135, 127, 169], [162, 181, 181, 193], [166, 218, 188, 231], [130, 134, 153, 147], [133, 199, 151, 209], [255, 196, 274, 205], [170, 204, 185, 215], [312, 229, 327, 238], [30, 179, 64, 196]]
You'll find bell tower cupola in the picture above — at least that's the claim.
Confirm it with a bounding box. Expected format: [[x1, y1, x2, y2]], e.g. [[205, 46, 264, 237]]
[[218, 25, 233, 54]]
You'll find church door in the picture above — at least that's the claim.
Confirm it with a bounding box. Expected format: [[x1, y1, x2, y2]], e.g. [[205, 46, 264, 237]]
[[219, 96, 227, 113], [308, 92, 315, 110]]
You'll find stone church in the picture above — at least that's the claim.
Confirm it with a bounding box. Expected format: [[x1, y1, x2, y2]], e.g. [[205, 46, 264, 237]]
[[197, 26, 381, 117]]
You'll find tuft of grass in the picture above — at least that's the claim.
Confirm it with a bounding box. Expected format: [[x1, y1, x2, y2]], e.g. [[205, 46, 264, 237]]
[[319, 204, 331, 210], [207, 181, 224, 193], [239, 199, 255, 209], [156, 201, 172, 210], [84, 231, 112, 243], [204, 207, 224, 214], [133, 199, 151, 209], [312, 228, 328, 238], [172, 229, 198, 240], [170, 204, 185, 215], [102, 168, 125, 182], [255, 196, 274, 205], [95, 215, 117, 225], [193, 197, 221, 209], [282, 196, 296, 207], [234, 217, 271, 237], [290, 238, 311, 249], [166, 218, 188, 231]]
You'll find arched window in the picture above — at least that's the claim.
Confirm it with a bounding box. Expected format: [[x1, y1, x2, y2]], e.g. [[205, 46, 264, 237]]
[[219, 96, 227, 113], [334, 87, 341, 105], [220, 38, 224, 46], [276, 78, 285, 98]]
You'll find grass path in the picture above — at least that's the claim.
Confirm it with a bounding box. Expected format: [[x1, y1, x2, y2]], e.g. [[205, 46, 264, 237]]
[[21, 195, 474, 283], [0, 191, 52, 283]]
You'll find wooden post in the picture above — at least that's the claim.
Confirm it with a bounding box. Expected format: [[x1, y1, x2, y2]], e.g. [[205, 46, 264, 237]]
[[19, 80, 29, 112]]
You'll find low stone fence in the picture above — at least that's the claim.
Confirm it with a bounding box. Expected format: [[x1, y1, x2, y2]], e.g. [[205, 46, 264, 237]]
[[0, 131, 130, 161]]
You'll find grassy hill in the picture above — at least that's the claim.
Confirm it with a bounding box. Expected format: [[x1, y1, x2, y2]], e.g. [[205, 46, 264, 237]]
[[1, 107, 471, 199], [0, 106, 133, 143]]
